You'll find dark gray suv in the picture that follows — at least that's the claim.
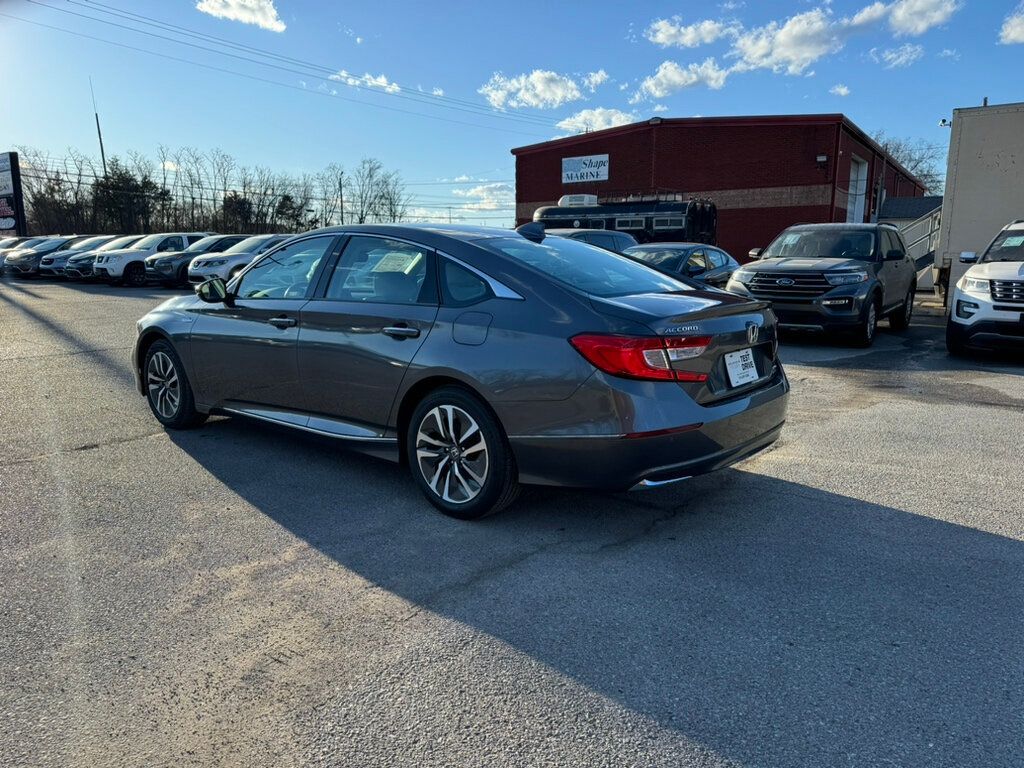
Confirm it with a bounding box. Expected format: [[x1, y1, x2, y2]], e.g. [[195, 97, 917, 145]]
[[133, 224, 789, 518], [727, 223, 917, 346]]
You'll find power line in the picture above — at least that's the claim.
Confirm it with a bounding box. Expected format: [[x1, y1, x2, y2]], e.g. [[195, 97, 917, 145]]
[[21, 0, 558, 131], [0, 11, 549, 139], [68, 0, 557, 129]]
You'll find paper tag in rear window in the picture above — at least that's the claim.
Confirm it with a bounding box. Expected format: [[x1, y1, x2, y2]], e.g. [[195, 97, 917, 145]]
[[725, 348, 758, 387]]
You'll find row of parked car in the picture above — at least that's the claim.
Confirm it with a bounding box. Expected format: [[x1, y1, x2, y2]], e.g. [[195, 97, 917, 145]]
[[0, 232, 291, 287]]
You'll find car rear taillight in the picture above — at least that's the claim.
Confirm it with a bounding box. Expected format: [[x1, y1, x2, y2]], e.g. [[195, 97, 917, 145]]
[[570, 334, 711, 382]]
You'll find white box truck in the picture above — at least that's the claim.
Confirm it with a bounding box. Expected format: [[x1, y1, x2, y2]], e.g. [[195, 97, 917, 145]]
[[934, 101, 1024, 303]]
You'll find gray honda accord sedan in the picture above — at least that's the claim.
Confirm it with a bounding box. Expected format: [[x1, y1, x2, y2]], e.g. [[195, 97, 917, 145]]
[[133, 224, 789, 518]]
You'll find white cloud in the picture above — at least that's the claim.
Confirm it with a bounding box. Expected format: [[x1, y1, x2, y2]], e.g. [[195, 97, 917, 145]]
[[451, 182, 515, 211], [452, 174, 472, 182], [161, 160, 179, 171], [478, 70, 583, 109], [938, 47, 960, 58], [632, 58, 729, 102], [731, 9, 846, 75], [888, 0, 960, 36], [849, 2, 889, 26], [431, 87, 445, 96], [582, 70, 609, 92], [329, 70, 401, 94], [652, 103, 669, 113], [645, 18, 738, 48], [830, 83, 850, 96], [555, 108, 636, 134], [1000, 7, 1024, 44], [873, 42, 924, 67], [195, 0, 285, 32], [355, 36, 363, 44]]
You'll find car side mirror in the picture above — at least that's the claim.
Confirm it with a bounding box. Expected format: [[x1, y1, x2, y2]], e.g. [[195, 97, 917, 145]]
[[885, 248, 903, 261], [959, 251, 978, 264], [748, 248, 762, 260], [196, 277, 232, 304]]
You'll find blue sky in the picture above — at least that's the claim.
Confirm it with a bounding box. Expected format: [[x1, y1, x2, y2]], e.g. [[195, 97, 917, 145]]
[[2, 0, 1022, 224]]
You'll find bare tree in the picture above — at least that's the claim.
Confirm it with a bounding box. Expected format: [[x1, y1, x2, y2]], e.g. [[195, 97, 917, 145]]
[[871, 130, 946, 194], [208, 148, 236, 231], [349, 157, 384, 223], [378, 171, 411, 222]]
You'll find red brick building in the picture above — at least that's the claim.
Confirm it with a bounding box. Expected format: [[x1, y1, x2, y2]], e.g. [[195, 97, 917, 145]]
[[511, 114, 926, 260]]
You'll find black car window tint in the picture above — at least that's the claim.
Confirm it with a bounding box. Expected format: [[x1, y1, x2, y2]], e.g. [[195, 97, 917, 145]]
[[236, 236, 335, 300], [325, 237, 432, 305], [442, 261, 491, 306]]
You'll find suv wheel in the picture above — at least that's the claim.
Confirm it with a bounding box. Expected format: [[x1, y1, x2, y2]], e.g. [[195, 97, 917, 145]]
[[853, 298, 878, 347], [407, 386, 519, 520], [123, 262, 146, 288], [144, 340, 207, 429], [889, 287, 915, 331]]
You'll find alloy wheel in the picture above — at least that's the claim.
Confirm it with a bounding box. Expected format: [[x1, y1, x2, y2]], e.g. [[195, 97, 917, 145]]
[[147, 351, 181, 419], [415, 405, 489, 504]]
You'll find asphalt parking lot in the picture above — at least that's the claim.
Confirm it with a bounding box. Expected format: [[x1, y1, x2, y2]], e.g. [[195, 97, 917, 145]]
[[2, 277, 1023, 768]]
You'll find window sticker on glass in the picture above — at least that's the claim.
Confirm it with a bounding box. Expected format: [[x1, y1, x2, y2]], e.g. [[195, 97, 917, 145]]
[[999, 236, 1024, 248]]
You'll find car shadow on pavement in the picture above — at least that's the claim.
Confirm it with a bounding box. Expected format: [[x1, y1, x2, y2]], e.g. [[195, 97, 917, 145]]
[[169, 418, 1023, 767], [781, 322, 1024, 378]]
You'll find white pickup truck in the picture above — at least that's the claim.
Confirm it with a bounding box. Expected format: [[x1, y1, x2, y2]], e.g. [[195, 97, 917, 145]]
[[93, 232, 210, 286]]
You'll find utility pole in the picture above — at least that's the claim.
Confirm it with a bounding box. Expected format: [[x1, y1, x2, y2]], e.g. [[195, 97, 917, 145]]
[[339, 172, 345, 225], [448, 206, 452, 224], [89, 77, 108, 177]]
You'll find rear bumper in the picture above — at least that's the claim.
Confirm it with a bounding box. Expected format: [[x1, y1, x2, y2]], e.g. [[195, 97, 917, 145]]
[[508, 371, 789, 490]]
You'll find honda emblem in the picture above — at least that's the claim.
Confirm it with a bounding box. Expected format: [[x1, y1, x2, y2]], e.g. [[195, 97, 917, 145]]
[[747, 323, 759, 344]]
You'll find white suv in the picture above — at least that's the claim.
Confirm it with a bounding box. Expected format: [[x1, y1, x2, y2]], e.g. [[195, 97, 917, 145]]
[[946, 219, 1024, 355], [94, 232, 210, 286]]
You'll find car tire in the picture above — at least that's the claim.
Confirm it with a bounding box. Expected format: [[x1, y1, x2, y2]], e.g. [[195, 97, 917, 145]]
[[406, 386, 519, 520], [124, 262, 146, 288], [143, 340, 207, 429], [945, 322, 969, 357], [889, 287, 914, 331], [852, 297, 879, 347]]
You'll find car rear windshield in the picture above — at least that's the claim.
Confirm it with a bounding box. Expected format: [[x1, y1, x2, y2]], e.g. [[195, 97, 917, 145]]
[[982, 230, 1024, 262], [481, 236, 692, 297], [762, 229, 877, 261], [623, 247, 688, 271]]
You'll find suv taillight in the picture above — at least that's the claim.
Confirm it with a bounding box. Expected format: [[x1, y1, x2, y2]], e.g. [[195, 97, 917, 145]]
[[569, 334, 711, 382]]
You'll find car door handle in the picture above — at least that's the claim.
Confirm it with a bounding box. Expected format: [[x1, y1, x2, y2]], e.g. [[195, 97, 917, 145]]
[[382, 325, 420, 339], [267, 315, 297, 329]]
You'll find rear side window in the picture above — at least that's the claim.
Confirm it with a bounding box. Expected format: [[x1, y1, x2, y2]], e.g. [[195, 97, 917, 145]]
[[442, 261, 491, 306], [163, 236, 185, 251], [325, 236, 435, 305], [481, 236, 692, 298], [707, 249, 727, 268], [186, 235, 205, 245]]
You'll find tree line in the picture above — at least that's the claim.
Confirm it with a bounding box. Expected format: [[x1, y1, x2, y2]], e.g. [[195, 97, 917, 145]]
[[17, 146, 412, 236]]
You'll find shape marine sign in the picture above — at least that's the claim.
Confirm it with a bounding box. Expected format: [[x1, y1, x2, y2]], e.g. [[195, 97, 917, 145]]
[[562, 154, 609, 184]]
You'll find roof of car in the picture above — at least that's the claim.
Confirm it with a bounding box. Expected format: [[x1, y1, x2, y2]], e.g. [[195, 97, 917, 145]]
[[304, 223, 517, 242], [786, 223, 887, 231], [625, 242, 704, 249]]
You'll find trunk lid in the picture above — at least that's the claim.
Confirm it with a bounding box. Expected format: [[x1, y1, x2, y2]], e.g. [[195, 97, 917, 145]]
[[591, 290, 780, 405]]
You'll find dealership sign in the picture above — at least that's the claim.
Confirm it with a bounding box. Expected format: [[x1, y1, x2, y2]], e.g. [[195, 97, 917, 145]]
[[0, 152, 27, 236], [562, 154, 609, 184]]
